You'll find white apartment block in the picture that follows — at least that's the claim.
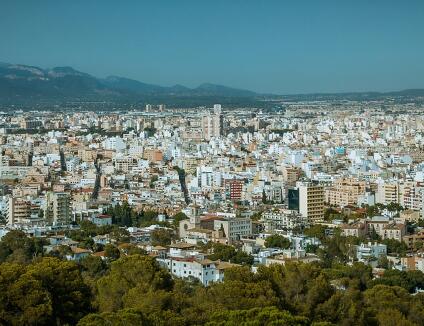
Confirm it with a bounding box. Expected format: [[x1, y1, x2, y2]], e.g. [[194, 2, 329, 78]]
[[261, 209, 307, 232]]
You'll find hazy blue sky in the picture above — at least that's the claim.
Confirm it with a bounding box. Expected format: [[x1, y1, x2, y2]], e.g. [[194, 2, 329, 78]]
[[1, 0, 423, 94]]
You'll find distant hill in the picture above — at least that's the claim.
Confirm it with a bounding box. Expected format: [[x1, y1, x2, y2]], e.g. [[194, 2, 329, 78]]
[[0, 62, 258, 104], [0, 62, 423, 106]]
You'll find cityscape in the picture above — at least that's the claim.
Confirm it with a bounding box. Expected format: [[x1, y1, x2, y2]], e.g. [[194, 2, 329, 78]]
[[1, 1, 424, 326]]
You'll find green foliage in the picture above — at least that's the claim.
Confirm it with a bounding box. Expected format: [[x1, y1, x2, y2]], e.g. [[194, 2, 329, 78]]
[[250, 211, 263, 221], [364, 203, 404, 217], [382, 238, 408, 256], [0, 230, 45, 264], [105, 202, 161, 227], [206, 306, 309, 326], [150, 175, 158, 188], [208, 243, 254, 265], [140, 210, 159, 227], [106, 201, 137, 226], [369, 269, 424, 293], [151, 228, 175, 246], [0, 263, 52, 325], [66, 221, 130, 250], [144, 127, 157, 138], [0, 212, 5, 225], [323, 262, 373, 290], [2, 233, 424, 325], [172, 212, 188, 228], [265, 234, 291, 249], [303, 225, 328, 242], [317, 233, 360, 267], [80, 255, 107, 279], [0, 257, 91, 325], [104, 244, 121, 261], [324, 207, 342, 222], [95, 255, 173, 312]]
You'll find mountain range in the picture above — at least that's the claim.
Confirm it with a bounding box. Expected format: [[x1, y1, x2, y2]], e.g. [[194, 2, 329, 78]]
[[0, 62, 257, 104], [0, 62, 423, 106]]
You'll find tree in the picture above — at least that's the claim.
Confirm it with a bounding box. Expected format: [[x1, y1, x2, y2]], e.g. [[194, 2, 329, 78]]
[[206, 307, 308, 326], [49, 245, 72, 260], [382, 238, 408, 257], [0, 212, 5, 225], [104, 244, 121, 261], [106, 202, 136, 227], [109, 227, 130, 243], [365, 205, 380, 217], [377, 255, 390, 269], [208, 243, 254, 265], [96, 255, 173, 312], [370, 269, 424, 293], [151, 229, 174, 246], [262, 189, 268, 204], [386, 203, 404, 214], [303, 225, 327, 241], [1, 257, 92, 325], [78, 309, 147, 326], [172, 212, 188, 228], [150, 175, 158, 188], [324, 207, 341, 222], [201, 280, 279, 313], [376, 308, 415, 326], [122, 244, 147, 256], [0, 230, 43, 264], [265, 234, 291, 249], [0, 263, 52, 325], [80, 255, 107, 279], [415, 241, 423, 251], [364, 285, 412, 321], [28, 257, 92, 324], [305, 244, 319, 254]]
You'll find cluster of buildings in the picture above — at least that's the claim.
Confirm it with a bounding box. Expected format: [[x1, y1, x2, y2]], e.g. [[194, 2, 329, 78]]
[[2, 100, 424, 281]]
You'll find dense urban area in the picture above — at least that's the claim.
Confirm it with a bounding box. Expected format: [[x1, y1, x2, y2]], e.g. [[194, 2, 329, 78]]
[[2, 99, 424, 325]]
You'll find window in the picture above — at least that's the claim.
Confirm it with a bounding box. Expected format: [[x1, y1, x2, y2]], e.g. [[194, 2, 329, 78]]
[[206, 272, 208, 275]]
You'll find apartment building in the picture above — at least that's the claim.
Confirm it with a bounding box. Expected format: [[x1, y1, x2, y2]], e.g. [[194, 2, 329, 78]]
[[225, 179, 244, 201], [143, 149, 163, 163], [376, 181, 400, 205], [297, 181, 324, 223], [6, 196, 31, 225], [325, 178, 366, 207], [282, 165, 302, 186], [261, 209, 307, 232], [45, 192, 72, 225], [201, 104, 223, 141]]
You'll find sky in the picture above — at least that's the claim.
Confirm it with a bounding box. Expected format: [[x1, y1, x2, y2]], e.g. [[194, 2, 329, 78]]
[[1, 0, 424, 94]]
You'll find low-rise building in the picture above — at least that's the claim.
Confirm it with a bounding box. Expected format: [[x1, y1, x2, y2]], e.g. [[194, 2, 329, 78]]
[[261, 209, 307, 232], [355, 242, 387, 263]]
